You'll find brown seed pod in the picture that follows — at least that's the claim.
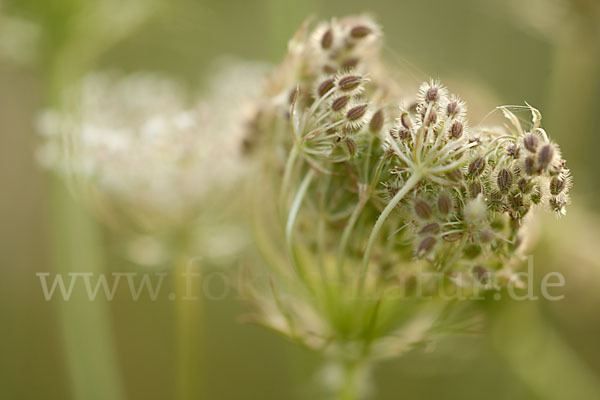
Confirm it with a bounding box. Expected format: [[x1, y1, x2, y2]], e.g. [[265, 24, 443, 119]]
[[337, 75, 362, 91], [317, 79, 334, 97], [538, 144, 554, 170], [497, 168, 513, 193], [350, 25, 372, 38], [414, 199, 433, 220], [524, 133, 538, 152], [321, 28, 333, 49], [331, 96, 349, 111], [450, 121, 463, 139], [419, 222, 440, 235], [468, 157, 486, 177], [369, 109, 384, 133], [346, 104, 368, 121], [437, 194, 453, 215], [469, 181, 483, 198], [417, 236, 436, 256]]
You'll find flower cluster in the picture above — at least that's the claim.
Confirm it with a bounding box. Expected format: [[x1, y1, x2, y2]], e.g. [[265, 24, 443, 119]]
[[243, 14, 572, 370], [39, 61, 267, 231]]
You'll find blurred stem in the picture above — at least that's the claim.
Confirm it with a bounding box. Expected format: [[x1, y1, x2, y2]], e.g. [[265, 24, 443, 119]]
[[358, 172, 422, 296], [336, 360, 368, 400], [49, 177, 126, 400], [174, 255, 203, 400]]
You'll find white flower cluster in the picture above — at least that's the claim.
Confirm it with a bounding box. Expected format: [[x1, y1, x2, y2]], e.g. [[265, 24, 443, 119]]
[[39, 61, 268, 228]]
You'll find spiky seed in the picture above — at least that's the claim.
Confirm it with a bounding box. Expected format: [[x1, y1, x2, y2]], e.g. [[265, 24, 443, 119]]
[[341, 57, 360, 70], [417, 236, 436, 256], [447, 101, 460, 117], [425, 87, 439, 103], [317, 79, 334, 97], [524, 156, 536, 175], [446, 168, 463, 182], [437, 194, 452, 215], [497, 168, 513, 192], [331, 96, 349, 111], [469, 181, 483, 198], [507, 144, 520, 158], [321, 29, 333, 49], [468, 157, 486, 177], [345, 137, 356, 157], [524, 134, 538, 152], [369, 109, 384, 133], [450, 121, 463, 139], [419, 223, 440, 235], [350, 25, 372, 38], [538, 144, 554, 170], [400, 112, 412, 129], [346, 104, 368, 121], [550, 176, 566, 195], [414, 199, 433, 220], [518, 178, 533, 194], [338, 75, 361, 91]]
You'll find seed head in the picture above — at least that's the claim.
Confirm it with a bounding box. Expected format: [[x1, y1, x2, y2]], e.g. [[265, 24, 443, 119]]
[[437, 193, 453, 215], [524, 133, 538, 152]]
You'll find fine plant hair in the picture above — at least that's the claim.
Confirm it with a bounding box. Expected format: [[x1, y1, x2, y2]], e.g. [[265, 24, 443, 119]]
[[242, 14, 572, 398]]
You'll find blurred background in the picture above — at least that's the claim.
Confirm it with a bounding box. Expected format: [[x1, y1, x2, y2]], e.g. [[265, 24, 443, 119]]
[[1, 0, 599, 399]]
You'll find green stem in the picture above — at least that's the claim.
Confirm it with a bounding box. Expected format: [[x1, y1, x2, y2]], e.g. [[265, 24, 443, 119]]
[[174, 256, 203, 400], [337, 197, 367, 282], [357, 172, 422, 296], [49, 178, 125, 400]]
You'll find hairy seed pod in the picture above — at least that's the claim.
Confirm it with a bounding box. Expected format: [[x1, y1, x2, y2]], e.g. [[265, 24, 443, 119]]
[[400, 112, 412, 129], [446, 168, 463, 182], [350, 25, 372, 38], [419, 222, 440, 235], [468, 157, 486, 177], [425, 87, 439, 103], [341, 57, 360, 70], [345, 137, 356, 157], [549, 196, 567, 213], [447, 101, 460, 117], [414, 199, 433, 220], [417, 236, 436, 256], [395, 127, 410, 140], [338, 75, 361, 91], [369, 109, 384, 133], [507, 144, 521, 158], [518, 178, 533, 194], [469, 181, 483, 198], [538, 144, 554, 170], [321, 28, 333, 49], [497, 168, 513, 192], [331, 96, 349, 111], [550, 176, 566, 195], [317, 79, 334, 97], [443, 232, 462, 242], [449, 121, 463, 139], [437, 194, 452, 215], [524, 156, 536, 175], [524, 133, 538, 152], [346, 104, 368, 121]]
